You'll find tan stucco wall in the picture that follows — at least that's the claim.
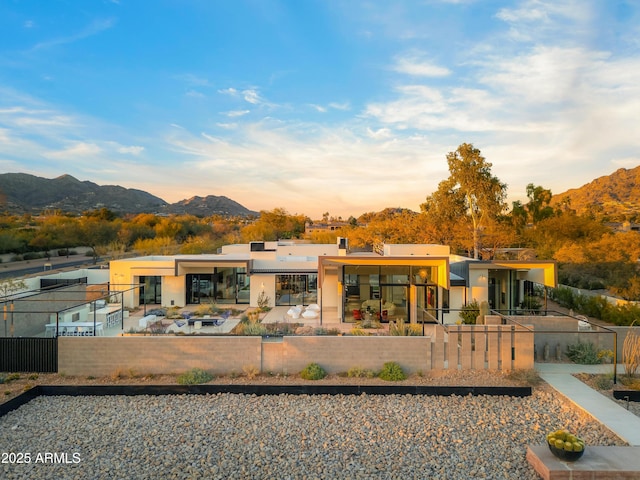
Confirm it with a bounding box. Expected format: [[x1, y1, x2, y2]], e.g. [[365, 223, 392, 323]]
[[58, 336, 262, 376], [58, 328, 533, 377]]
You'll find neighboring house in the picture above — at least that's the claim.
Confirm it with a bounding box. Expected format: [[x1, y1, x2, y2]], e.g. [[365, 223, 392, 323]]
[[110, 239, 557, 325]]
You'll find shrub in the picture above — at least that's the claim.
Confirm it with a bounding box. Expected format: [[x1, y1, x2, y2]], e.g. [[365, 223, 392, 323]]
[[314, 327, 341, 336], [459, 300, 480, 325], [594, 374, 614, 390], [241, 322, 268, 336], [349, 327, 370, 336], [1, 373, 20, 383], [378, 361, 406, 381], [506, 369, 542, 386], [622, 323, 640, 377], [243, 364, 260, 379], [347, 366, 376, 378], [177, 368, 213, 385], [300, 362, 326, 380], [195, 303, 215, 317], [389, 320, 421, 336], [566, 341, 600, 365], [110, 368, 137, 380], [257, 291, 271, 311]]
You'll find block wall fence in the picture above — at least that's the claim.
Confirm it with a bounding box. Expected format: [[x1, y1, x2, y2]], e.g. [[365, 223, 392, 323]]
[[58, 324, 533, 377]]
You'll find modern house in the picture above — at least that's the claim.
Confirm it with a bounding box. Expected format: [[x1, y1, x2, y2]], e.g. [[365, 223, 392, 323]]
[[110, 239, 557, 325]]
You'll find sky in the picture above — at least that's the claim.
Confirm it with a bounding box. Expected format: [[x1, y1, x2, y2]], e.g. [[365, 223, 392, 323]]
[[0, 0, 639, 219]]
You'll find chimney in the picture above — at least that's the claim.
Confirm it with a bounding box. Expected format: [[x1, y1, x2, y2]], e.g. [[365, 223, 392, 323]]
[[337, 237, 348, 256]]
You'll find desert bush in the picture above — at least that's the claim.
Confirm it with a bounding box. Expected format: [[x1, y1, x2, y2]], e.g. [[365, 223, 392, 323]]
[[257, 291, 271, 311], [347, 366, 376, 378], [110, 368, 137, 380], [378, 361, 406, 381], [243, 364, 260, 379], [177, 368, 213, 385], [623, 323, 640, 377], [566, 341, 600, 365], [314, 327, 342, 336], [300, 362, 326, 380], [240, 322, 268, 336], [506, 369, 542, 386], [349, 327, 370, 336], [165, 307, 183, 319], [594, 374, 614, 390], [459, 300, 480, 325], [194, 303, 215, 317], [389, 320, 421, 336]]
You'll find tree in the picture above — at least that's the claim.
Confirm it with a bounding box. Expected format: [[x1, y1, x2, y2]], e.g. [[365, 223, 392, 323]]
[[524, 183, 554, 224], [422, 143, 507, 258]]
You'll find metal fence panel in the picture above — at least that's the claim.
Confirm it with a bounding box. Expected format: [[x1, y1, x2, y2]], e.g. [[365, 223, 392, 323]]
[[0, 338, 57, 373]]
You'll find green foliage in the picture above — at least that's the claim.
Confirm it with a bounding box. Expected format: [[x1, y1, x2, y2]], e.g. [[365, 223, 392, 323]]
[[551, 286, 640, 326], [566, 341, 601, 365], [240, 322, 268, 336], [347, 366, 376, 378], [177, 368, 213, 385], [521, 295, 542, 311], [389, 319, 421, 336], [459, 300, 480, 325], [594, 374, 614, 390], [314, 327, 342, 335], [378, 361, 406, 381], [300, 362, 327, 380]]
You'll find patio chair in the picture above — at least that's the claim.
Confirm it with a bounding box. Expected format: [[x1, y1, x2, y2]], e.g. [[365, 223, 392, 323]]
[[352, 309, 363, 321], [174, 319, 186, 328]]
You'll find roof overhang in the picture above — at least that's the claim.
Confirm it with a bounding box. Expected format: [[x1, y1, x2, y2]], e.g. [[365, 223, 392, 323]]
[[175, 258, 252, 276], [319, 256, 450, 288], [470, 260, 557, 288]]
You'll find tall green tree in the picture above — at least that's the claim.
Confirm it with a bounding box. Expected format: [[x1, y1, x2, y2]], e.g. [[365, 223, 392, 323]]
[[422, 143, 507, 258]]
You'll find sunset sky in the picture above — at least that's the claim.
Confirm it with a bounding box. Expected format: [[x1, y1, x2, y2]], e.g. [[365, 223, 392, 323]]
[[1, 1, 638, 218]]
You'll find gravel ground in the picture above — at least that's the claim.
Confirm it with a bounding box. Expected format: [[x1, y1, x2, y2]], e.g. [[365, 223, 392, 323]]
[[0, 383, 625, 480]]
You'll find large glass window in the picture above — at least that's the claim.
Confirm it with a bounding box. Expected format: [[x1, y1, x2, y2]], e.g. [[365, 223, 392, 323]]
[[275, 274, 318, 306], [343, 265, 439, 324], [186, 274, 215, 304], [186, 268, 248, 305], [344, 265, 408, 323], [139, 276, 161, 305]]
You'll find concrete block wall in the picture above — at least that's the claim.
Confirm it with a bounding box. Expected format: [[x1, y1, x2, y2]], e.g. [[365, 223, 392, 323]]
[[58, 336, 262, 376], [58, 330, 535, 377], [282, 336, 430, 375]]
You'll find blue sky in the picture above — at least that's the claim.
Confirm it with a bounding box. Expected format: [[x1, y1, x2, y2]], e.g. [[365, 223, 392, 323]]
[[1, 1, 639, 219]]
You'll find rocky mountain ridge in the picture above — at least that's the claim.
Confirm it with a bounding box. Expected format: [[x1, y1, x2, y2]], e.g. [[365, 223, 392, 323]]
[[549, 165, 640, 217], [0, 173, 257, 217]]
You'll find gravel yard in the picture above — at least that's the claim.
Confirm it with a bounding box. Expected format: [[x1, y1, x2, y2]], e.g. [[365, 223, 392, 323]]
[[0, 370, 628, 480]]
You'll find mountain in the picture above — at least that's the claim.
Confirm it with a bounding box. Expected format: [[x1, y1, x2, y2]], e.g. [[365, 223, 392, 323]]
[[161, 195, 257, 217], [550, 166, 640, 217], [0, 173, 257, 217]]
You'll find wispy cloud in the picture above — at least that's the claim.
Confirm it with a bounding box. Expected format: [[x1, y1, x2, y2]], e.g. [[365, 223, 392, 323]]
[[31, 18, 116, 51], [44, 142, 102, 159], [185, 89, 205, 98], [117, 145, 144, 155], [224, 110, 250, 118], [393, 53, 451, 77]]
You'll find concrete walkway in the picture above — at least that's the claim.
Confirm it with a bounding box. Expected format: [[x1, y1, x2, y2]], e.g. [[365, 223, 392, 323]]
[[536, 362, 640, 446]]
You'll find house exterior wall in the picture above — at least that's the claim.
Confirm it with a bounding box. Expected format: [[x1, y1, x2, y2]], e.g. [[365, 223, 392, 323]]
[[163, 275, 185, 307]]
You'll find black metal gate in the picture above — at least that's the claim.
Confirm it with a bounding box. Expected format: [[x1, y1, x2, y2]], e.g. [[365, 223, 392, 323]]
[[0, 338, 58, 373]]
